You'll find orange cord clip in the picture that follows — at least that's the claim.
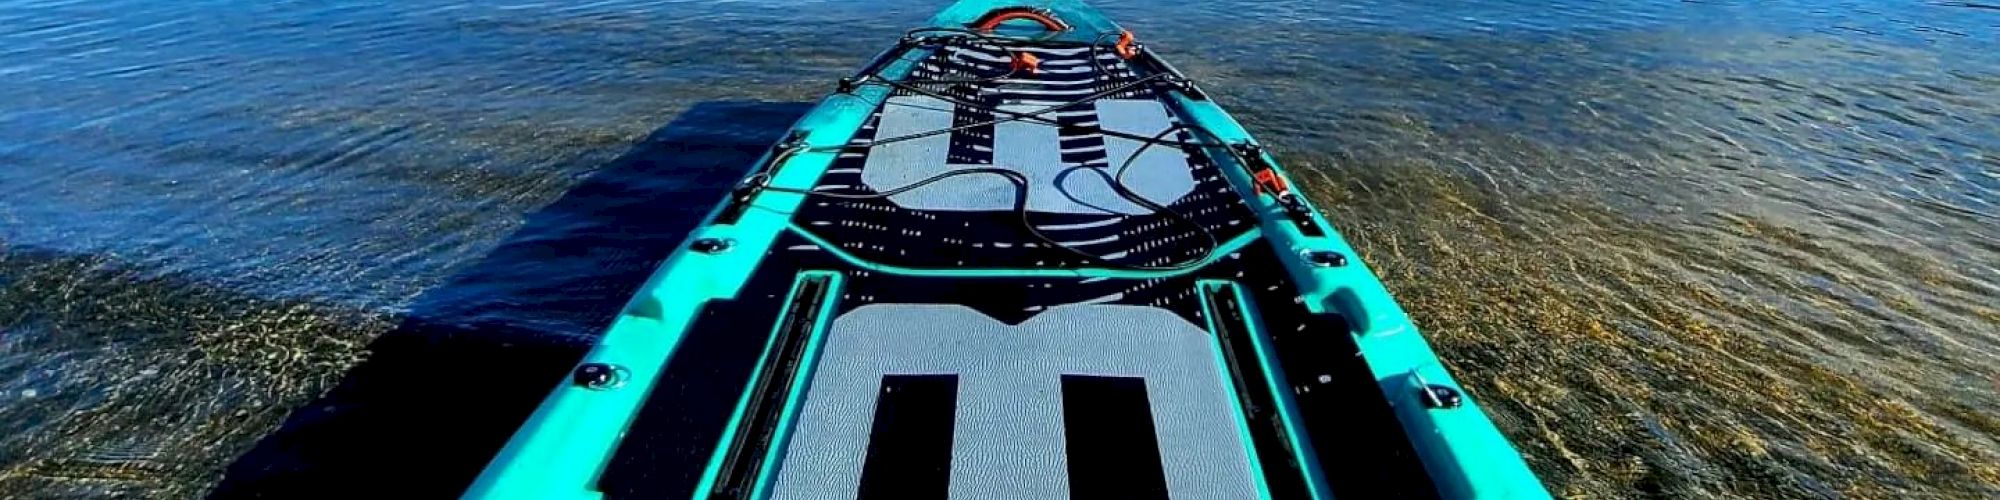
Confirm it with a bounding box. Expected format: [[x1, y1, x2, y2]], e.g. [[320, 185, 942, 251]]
[[1114, 30, 1138, 59], [1011, 52, 1041, 75], [1252, 168, 1290, 196]]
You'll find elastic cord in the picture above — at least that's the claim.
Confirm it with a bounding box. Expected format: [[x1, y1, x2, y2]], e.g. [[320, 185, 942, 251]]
[[763, 29, 1231, 271]]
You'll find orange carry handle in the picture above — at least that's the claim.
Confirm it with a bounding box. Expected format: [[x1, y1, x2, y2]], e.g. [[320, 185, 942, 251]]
[[972, 7, 1069, 32]]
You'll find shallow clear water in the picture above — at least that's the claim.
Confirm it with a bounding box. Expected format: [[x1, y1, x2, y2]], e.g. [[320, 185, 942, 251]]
[[0, 0, 1995, 498]]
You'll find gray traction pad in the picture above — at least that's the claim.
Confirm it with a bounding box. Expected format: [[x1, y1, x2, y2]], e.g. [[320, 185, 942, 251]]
[[768, 304, 1259, 500]]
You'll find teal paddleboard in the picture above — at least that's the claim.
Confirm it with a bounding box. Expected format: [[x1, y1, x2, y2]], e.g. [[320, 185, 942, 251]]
[[464, 1, 1549, 499]]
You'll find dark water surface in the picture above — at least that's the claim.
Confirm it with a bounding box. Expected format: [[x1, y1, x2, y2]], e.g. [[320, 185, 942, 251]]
[[1, 0, 1995, 498]]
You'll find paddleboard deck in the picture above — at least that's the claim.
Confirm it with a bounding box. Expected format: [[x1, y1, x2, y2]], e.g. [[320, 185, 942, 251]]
[[465, 2, 1547, 499]]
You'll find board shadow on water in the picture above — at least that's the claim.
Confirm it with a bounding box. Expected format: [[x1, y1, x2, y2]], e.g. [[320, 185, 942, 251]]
[[209, 101, 813, 499]]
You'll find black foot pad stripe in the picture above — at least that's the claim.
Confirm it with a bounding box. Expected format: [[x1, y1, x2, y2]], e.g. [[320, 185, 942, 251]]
[[857, 375, 960, 500], [598, 267, 806, 500], [1060, 375, 1169, 500]]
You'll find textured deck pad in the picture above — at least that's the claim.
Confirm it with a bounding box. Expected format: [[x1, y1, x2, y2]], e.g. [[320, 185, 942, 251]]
[[795, 41, 1252, 269], [863, 96, 1195, 214], [767, 304, 1258, 500]]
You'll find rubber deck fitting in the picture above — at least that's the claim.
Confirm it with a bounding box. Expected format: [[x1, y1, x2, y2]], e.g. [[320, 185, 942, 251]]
[[573, 363, 628, 390], [1422, 384, 1464, 409], [1304, 250, 1347, 267], [691, 238, 734, 254]]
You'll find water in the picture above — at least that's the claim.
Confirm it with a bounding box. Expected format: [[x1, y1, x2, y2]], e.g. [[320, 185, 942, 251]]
[[1, 0, 1995, 497]]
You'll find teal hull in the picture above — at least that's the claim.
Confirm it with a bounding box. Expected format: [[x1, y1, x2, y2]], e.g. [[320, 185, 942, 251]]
[[464, 1, 1548, 499]]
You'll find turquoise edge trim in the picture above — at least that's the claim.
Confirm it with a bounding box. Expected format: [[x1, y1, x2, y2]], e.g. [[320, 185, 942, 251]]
[[687, 271, 844, 499], [789, 224, 1263, 279], [748, 271, 844, 499], [1200, 280, 1335, 500], [1194, 280, 1279, 500], [464, 0, 1549, 498], [688, 271, 827, 499]]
